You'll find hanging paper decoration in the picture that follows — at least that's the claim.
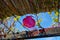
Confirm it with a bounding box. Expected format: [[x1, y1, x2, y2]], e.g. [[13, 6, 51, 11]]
[[23, 16, 36, 28], [54, 18, 58, 22], [16, 16, 21, 20], [14, 18, 17, 21], [48, 12, 51, 14], [55, 11, 58, 16], [14, 16, 20, 21], [36, 19, 42, 25]]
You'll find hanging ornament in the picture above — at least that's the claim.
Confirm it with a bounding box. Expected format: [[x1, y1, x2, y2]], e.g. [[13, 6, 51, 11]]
[[23, 16, 36, 28]]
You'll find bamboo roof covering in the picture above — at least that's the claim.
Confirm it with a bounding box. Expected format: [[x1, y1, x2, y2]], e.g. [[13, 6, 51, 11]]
[[0, 0, 59, 19]]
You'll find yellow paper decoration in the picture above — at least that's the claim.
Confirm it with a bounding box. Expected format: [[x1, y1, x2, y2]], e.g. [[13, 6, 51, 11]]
[[48, 12, 51, 14], [38, 19, 42, 22], [54, 18, 58, 22], [16, 16, 20, 19], [55, 11, 58, 16], [14, 16, 21, 21], [36, 19, 42, 25], [14, 18, 17, 21]]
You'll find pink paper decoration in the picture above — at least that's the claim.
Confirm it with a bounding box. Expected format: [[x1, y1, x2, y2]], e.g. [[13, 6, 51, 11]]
[[23, 16, 35, 28]]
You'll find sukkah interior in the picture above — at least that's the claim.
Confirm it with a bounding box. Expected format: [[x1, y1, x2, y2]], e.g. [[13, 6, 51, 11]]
[[0, 0, 60, 39]]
